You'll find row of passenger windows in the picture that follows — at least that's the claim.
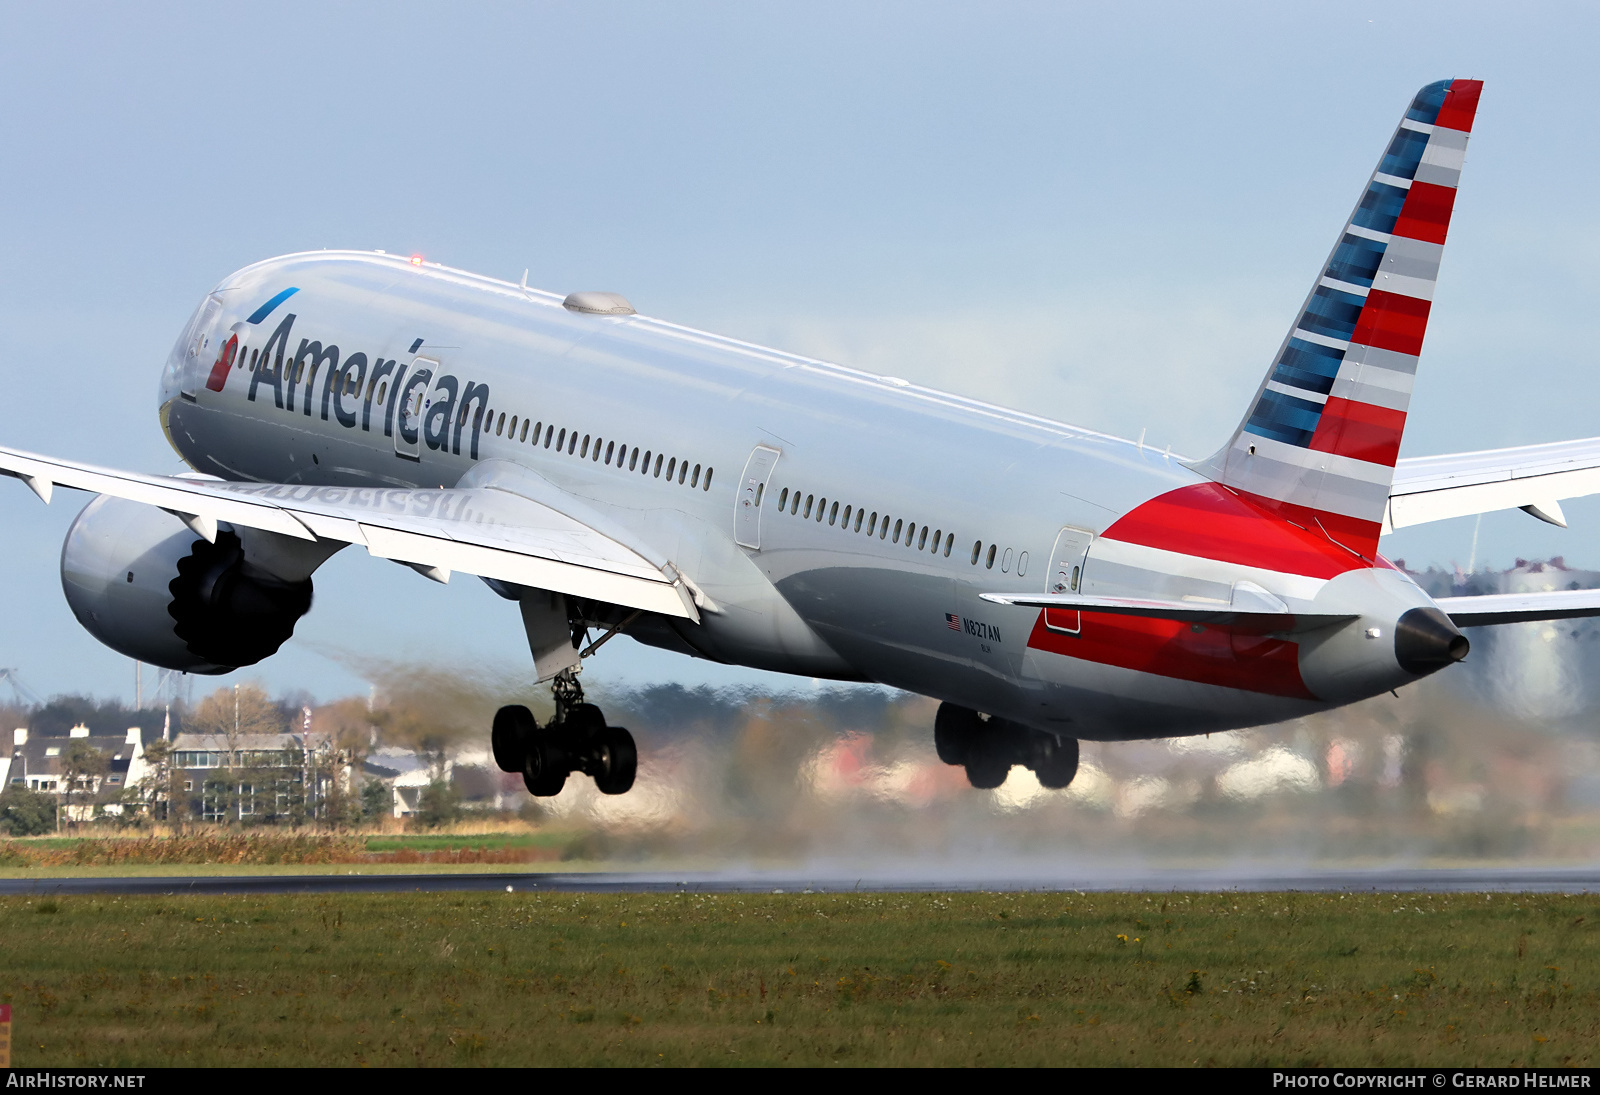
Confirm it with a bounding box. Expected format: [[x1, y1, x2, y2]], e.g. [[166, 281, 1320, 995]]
[[773, 485, 957, 556], [473, 412, 714, 491], [771, 485, 1019, 572]]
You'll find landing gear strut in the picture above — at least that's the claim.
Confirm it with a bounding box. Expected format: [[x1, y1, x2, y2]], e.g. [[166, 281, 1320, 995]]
[[934, 702, 1078, 790], [491, 668, 638, 797]]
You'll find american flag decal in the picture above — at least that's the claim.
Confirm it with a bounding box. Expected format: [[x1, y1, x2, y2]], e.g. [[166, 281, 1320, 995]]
[[945, 613, 961, 632]]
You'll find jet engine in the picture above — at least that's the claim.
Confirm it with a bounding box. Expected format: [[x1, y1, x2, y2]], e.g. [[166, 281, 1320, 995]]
[[60, 495, 327, 673]]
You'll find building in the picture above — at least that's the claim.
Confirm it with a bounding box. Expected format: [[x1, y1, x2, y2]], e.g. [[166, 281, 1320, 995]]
[[3, 725, 155, 821], [169, 730, 344, 823]]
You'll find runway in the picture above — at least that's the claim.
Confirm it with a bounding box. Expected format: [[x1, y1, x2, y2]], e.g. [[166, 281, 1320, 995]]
[[1, 866, 1597, 896]]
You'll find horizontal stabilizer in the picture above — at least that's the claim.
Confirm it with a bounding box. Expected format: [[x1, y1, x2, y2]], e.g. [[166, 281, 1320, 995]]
[[1436, 588, 1600, 627], [0, 444, 699, 621], [979, 591, 1356, 631], [1388, 435, 1600, 530]]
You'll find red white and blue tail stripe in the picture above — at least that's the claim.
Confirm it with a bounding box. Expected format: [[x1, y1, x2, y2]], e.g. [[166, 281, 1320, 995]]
[[1198, 79, 1483, 561]]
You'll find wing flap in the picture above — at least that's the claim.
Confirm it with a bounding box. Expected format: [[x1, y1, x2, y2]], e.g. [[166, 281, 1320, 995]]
[[0, 444, 699, 621], [1388, 436, 1600, 530], [980, 591, 1356, 630], [1437, 588, 1600, 627]]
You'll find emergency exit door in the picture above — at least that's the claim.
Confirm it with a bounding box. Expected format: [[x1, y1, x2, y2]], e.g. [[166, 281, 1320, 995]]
[[1044, 526, 1094, 634]]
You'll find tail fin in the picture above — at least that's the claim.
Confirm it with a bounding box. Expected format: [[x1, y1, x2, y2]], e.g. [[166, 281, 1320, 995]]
[[1197, 79, 1483, 561]]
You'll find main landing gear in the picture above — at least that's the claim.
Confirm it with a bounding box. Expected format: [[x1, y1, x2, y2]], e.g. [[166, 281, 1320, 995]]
[[491, 669, 638, 797], [934, 702, 1079, 790]]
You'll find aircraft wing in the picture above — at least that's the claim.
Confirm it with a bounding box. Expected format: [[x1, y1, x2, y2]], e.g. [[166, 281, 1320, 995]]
[[1436, 589, 1600, 627], [0, 444, 699, 621], [1387, 436, 1600, 531], [979, 591, 1356, 630]]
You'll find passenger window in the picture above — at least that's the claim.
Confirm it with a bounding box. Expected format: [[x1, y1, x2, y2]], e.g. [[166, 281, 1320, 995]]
[[569, 432, 578, 455], [867, 512, 877, 536], [520, 420, 530, 442], [1017, 551, 1029, 577], [532, 422, 542, 445], [692, 463, 701, 488], [1071, 564, 1081, 592], [509, 415, 518, 436], [929, 528, 940, 552], [666, 457, 676, 481], [841, 504, 851, 527], [755, 482, 764, 506], [346, 372, 356, 393], [779, 488, 789, 511], [943, 533, 953, 557], [606, 441, 615, 465], [971, 541, 982, 565], [854, 509, 864, 533], [829, 501, 839, 526], [593, 438, 603, 462], [703, 467, 712, 491], [678, 461, 687, 484], [581, 435, 591, 458], [986, 544, 997, 569], [816, 497, 827, 522], [654, 454, 663, 477], [919, 527, 929, 550], [251, 349, 260, 372], [1001, 548, 1012, 572], [893, 519, 903, 544], [804, 494, 814, 519], [497, 413, 506, 436], [630, 447, 639, 471]]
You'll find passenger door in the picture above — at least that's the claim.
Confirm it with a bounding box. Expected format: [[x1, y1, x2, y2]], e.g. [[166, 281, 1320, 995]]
[[393, 358, 437, 461], [1043, 526, 1094, 635], [734, 445, 781, 549]]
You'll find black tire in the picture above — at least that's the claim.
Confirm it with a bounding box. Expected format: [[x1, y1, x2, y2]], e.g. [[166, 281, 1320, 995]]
[[523, 742, 568, 797], [934, 703, 981, 766], [1031, 734, 1080, 790], [492, 704, 537, 773], [593, 726, 637, 795], [563, 702, 607, 739], [965, 756, 1010, 789]]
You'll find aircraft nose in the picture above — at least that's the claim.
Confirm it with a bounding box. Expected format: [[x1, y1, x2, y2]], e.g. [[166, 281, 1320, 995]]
[[1394, 607, 1470, 675]]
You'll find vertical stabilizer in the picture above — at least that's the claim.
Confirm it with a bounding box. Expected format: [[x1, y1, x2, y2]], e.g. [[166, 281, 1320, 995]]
[[1196, 79, 1483, 561]]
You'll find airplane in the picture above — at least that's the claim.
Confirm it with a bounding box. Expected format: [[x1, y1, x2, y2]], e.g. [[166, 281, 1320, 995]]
[[5, 77, 1600, 798]]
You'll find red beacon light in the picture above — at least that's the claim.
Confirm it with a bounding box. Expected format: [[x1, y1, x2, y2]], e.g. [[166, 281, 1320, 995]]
[[410, 254, 424, 266]]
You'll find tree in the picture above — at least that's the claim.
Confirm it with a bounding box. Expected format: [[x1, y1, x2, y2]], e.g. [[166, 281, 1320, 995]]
[[360, 779, 392, 822], [0, 786, 57, 835], [415, 779, 460, 829], [60, 739, 110, 822], [188, 684, 288, 741]]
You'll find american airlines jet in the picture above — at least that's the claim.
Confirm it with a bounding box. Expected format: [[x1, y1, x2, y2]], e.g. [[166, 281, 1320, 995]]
[[5, 79, 1600, 797]]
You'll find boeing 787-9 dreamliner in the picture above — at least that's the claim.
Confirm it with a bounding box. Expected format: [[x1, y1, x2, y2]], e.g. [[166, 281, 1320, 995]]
[[7, 79, 1600, 796]]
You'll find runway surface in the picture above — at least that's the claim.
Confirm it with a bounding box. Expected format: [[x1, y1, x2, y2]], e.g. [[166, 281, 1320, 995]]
[[1, 866, 1597, 896]]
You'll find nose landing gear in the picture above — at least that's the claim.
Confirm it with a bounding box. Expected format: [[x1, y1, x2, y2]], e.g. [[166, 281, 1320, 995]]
[[491, 669, 638, 797], [934, 702, 1078, 790]]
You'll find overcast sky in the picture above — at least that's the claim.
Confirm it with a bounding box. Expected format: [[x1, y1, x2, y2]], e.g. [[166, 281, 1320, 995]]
[[2, 2, 1598, 706]]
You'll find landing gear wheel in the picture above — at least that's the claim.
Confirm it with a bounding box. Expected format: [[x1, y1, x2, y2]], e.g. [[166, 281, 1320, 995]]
[[593, 726, 637, 795], [492, 705, 537, 773], [934, 703, 981, 766], [523, 741, 568, 797], [563, 702, 606, 739], [1030, 734, 1080, 790], [965, 756, 1010, 790]]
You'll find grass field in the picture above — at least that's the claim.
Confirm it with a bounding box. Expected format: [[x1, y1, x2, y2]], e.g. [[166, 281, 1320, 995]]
[[1, 890, 1596, 1067]]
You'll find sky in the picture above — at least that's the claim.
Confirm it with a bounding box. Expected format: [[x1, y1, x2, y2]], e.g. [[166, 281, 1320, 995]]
[[1, 1, 1599, 706]]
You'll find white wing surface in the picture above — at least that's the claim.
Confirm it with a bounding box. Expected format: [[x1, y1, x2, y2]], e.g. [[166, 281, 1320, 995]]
[[1436, 589, 1600, 627], [0, 445, 699, 621], [979, 591, 1356, 630], [1388, 436, 1600, 531]]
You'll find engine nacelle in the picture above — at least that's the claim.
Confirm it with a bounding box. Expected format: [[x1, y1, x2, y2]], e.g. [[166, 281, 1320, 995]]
[[61, 495, 318, 673]]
